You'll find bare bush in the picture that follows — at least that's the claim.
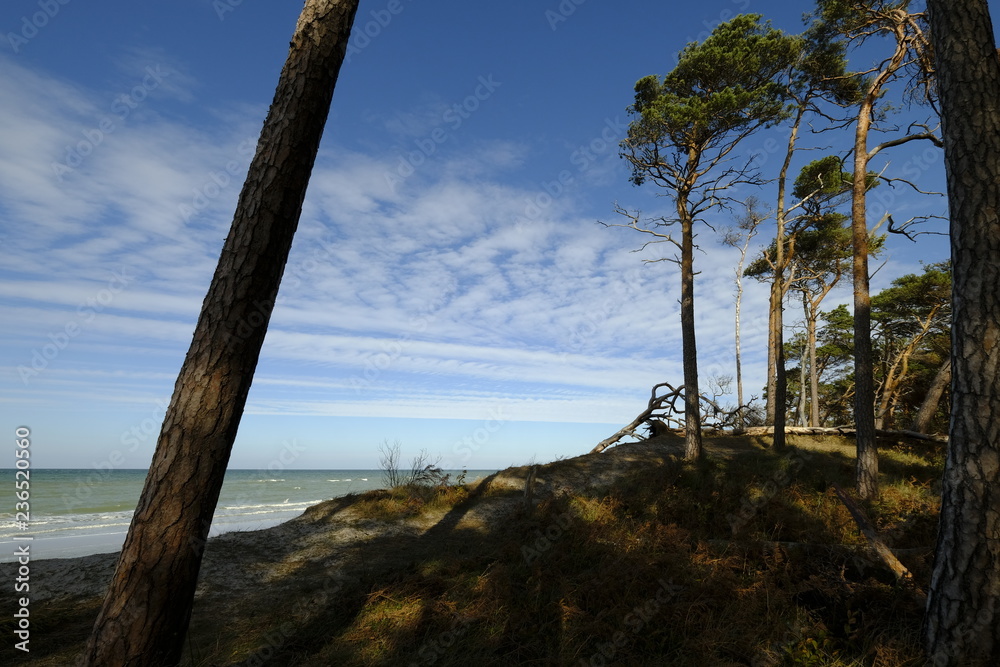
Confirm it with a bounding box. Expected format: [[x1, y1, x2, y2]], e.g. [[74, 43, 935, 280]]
[[378, 439, 449, 489]]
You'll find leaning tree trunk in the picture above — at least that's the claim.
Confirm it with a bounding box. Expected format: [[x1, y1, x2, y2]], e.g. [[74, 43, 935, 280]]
[[81, 2, 359, 665], [924, 2, 1000, 664], [679, 204, 703, 460], [910, 357, 950, 434], [769, 104, 805, 452]]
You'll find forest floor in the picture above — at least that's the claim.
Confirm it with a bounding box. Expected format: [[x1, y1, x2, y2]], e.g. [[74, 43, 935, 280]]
[[1, 433, 944, 666]]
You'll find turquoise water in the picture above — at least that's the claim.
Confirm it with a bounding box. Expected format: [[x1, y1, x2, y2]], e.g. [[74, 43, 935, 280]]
[[1, 468, 493, 562]]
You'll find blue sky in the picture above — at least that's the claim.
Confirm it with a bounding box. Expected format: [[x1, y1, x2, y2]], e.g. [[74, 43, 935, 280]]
[[1, 0, 955, 470]]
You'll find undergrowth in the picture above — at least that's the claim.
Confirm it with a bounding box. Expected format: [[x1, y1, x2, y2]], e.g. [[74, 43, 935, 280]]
[[6, 436, 943, 667]]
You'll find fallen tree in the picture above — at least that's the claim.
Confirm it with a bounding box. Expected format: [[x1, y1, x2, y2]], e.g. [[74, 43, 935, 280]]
[[741, 425, 948, 444], [592, 382, 751, 454], [592, 382, 948, 455]]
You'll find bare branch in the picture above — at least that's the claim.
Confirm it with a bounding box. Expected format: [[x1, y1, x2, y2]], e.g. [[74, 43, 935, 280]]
[[886, 214, 948, 241]]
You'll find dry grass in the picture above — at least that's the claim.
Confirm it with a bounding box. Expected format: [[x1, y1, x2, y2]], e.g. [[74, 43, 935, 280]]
[[0, 434, 942, 666]]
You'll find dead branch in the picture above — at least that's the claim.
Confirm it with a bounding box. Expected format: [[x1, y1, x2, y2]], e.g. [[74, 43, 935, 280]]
[[832, 483, 921, 591], [591, 382, 755, 453]]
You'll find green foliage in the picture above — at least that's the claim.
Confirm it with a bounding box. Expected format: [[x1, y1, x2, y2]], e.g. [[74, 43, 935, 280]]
[[802, 262, 953, 428], [871, 262, 952, 331], [795, 27, 867, 106], [809, 1, 912, 37], [792, 155, 853, 202], [807, 0, 935, 107], [745, 157, 881, 284], [625, 14, 802, 186]]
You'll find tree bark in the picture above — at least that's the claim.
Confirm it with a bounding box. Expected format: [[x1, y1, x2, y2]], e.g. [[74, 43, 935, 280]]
[[925, 2, 1000, 664], [910, 357, 950, 434], [797, 293, 809, 426], [807, 297, 821, 427], [852, 94, 878, 498], [769, 105, 806, 451], [849, 29, 907, 496], [81, 2, 360, 665], [765, 295, 778, 427], [734, 241, 746, 429], [680, 204, 703, 460], [832, 483, 916, 586]]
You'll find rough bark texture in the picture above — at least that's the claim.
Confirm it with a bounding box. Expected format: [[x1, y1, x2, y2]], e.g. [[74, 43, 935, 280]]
[[851, 96, 879, 498], [81, 2, 359, 665], [680, 207, 703, 460], [807, 300, 821, 427], [910, 357, 950, 434], [765, 297, 777, 427], [924, 2, 1000, 664]]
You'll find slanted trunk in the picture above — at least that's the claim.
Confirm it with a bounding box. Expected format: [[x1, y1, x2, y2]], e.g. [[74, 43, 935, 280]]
[[81, 2, 360, 665], [925, 2, 1000, 664], [769, 105, 806, 451], [876, 309, 939, 431], [910, 357, 950, 434]]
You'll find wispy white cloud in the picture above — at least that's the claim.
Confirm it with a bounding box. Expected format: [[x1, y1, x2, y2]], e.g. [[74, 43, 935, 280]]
[[0, 54, 777, 429]]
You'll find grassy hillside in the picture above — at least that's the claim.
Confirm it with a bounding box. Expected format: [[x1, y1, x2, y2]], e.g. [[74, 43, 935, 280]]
[[4, 434, 943, 666]]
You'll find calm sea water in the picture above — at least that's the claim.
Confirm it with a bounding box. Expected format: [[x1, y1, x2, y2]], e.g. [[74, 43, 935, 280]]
[[0, 468, 494, 562]]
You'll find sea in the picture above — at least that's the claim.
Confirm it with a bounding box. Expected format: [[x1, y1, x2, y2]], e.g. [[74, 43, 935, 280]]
[[0, 468, 495, 563]]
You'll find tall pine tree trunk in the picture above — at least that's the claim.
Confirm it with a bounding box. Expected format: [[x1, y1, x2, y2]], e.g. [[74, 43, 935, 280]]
[[766, 301, 777, 426], [910, 357, 950, 434], [852, 98, 878, 498], [735, 272, 744, 429], [807, 299, 821, 427], [769, 105, 806, 451], [924, 2, 1000, 663], [679, 204, 703, 460], [81, 2, 360, 664]]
